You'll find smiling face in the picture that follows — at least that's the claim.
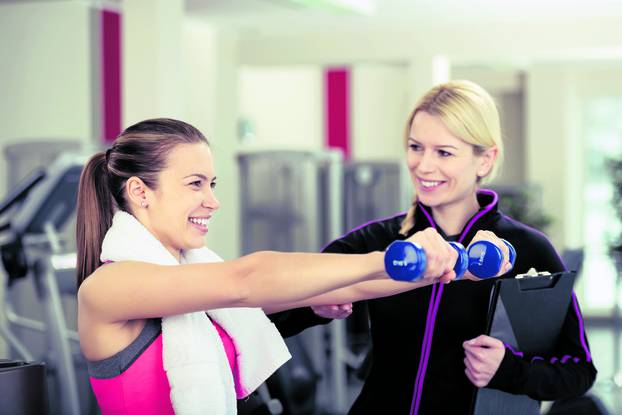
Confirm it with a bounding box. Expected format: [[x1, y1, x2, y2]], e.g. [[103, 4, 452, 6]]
[[140, 142, 220, 259], [407, 111, 496, 212]]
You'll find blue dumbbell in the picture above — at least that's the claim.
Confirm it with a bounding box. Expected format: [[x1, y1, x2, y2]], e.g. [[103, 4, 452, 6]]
[[384, 239, 515, 282], [467, 239, 516, 279]]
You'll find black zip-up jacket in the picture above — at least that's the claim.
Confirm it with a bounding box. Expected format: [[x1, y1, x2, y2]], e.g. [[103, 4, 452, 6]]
[[270, 190, 597, 414]]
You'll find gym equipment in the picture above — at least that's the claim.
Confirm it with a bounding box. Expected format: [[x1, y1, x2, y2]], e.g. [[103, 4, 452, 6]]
[[0, 359, 48, 415], [238, 150, 347, 413], [385, 239, 516, 281], [0, 153, 86, 415]]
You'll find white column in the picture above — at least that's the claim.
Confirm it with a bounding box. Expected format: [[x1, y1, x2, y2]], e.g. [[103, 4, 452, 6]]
[[123, 0, 184, 126], [183, 21, 240, 260], [407, 55, 451, 108]]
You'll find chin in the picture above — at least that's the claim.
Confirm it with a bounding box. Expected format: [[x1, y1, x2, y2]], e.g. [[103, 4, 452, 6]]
[[417, 192, 442, 206], [188, 239, 205, 249]]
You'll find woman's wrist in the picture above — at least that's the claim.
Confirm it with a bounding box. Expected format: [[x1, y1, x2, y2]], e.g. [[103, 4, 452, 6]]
[[368, 251, 388, 280]]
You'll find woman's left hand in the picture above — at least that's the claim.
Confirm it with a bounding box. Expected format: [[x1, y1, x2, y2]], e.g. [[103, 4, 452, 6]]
[[463, 335, 505, 388], [462, 230, 513, 281]]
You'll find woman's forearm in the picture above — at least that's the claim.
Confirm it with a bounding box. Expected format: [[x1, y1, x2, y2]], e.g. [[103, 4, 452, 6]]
[[236, 251, 387, 308], [263, 278, 434, 314]]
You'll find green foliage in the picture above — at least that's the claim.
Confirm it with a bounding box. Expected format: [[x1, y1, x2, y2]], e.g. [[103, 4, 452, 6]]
[[606, 158, 622, 252]]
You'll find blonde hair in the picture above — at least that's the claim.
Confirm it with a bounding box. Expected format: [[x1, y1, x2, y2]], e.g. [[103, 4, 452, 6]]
[[399, 80, 503, 235]]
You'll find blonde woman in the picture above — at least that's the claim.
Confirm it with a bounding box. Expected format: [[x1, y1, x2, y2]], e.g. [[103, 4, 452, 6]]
[[278, 80, 596, 414]]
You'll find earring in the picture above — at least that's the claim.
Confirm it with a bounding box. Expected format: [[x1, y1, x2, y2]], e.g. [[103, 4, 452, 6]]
[[140, 200, 148, 208]]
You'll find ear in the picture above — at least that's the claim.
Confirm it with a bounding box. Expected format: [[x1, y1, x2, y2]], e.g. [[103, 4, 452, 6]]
[[126, 176, 149, 209], [477, 146, 498, 178]]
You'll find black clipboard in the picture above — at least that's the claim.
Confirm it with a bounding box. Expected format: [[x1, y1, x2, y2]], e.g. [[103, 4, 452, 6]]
[[470, 271, 577, 415]]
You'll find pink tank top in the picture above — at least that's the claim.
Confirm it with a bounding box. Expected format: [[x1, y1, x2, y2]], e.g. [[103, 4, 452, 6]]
[[88, 318, 240, 414]]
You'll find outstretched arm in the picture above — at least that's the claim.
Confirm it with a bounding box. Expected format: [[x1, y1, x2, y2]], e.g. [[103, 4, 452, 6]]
[[264, 227, 462, 313], [79, 250, 388, 322]]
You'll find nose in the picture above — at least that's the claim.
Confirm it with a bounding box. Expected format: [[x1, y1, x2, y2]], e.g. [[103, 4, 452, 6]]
[[202, 188, 220, 211], [415, 150, 437, 174]]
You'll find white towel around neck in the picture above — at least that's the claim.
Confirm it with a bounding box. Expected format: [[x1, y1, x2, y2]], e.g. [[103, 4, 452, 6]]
[[100, 211, 291, 414]]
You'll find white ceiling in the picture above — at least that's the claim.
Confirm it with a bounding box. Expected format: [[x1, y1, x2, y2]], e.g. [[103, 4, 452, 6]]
[[185, 0, 622, 35]]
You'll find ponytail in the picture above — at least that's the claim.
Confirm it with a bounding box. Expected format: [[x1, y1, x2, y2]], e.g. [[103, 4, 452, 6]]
[[399, 195, 417, 236], [75, 119, 210, 288], [76, 152, 115, 288]]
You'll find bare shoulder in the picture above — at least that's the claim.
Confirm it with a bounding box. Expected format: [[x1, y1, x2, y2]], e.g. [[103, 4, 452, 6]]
[[78, 265, 149, 361], [77, 262, 138, 321], [78, 263, 116, 309], [78, 262, 156, 304]]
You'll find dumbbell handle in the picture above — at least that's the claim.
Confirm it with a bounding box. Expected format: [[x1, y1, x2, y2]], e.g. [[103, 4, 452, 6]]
[[385, 239, 515, 282]]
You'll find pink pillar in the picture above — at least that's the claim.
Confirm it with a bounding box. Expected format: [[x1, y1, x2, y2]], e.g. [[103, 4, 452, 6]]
[[101, 9, 122, 142], [324, 68, 351, 159]]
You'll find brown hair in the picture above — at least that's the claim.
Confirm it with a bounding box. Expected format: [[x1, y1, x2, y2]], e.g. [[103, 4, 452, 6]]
[[399, 80, 502, 236], [76, 118, 209, 288]]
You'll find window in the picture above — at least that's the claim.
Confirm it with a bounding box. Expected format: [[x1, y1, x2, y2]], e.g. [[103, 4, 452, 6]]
[[583, 97, 622, 313]]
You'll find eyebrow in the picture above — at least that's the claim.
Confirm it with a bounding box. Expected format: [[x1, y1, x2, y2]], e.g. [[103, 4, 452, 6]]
[[184, 174, 217, 181], [408, 137, 458, 150]]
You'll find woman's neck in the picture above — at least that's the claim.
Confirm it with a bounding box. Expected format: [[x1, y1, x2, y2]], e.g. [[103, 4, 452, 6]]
[[430, 192, 481, 237], [164, 246, 182, 263]]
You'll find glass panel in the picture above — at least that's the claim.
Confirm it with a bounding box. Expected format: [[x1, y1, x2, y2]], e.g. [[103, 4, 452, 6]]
[[583, 97, 622, 313]]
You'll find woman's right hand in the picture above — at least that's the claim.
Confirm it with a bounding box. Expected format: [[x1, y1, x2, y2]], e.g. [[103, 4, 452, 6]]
[[310, 229, 456, 318], [405, 228, 458, 284], [311, 304, 353, 319]]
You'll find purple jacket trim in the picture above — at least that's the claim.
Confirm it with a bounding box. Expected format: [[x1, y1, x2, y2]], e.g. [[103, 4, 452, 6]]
[[410, 204, 438, 415], [571, 292, 593, 362], [505, 343, 525, 358], [515, 349, 582, 364], [410, 189, 498, 415], [418, 204, 437, 231], [460, 189, 498, 238], [409, 283, 438, 415], [412, 282, 445, 415], [501, 214, 566, 267]]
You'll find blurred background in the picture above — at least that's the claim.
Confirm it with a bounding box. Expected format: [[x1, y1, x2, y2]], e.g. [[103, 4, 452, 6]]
[[0, 0, 621, 414]]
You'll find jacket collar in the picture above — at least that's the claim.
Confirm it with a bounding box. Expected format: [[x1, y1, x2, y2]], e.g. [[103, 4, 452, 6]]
[[412, 189, 499, 243]]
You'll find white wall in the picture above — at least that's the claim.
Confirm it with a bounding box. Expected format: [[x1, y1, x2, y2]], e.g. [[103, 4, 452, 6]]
[[452, 67, 527, 186], [239, 66, 324, 151], [0, 1, 98, 358], [350, 64, 410, 161], [0, 1, 95, 196]]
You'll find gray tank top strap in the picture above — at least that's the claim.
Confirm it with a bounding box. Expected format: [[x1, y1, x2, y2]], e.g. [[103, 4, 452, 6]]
[[87, 318, 162, 379]]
